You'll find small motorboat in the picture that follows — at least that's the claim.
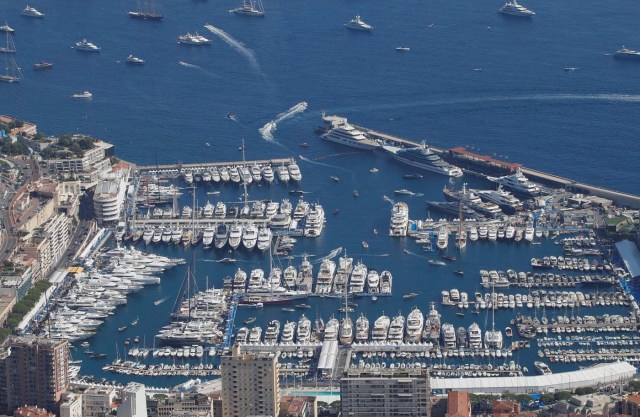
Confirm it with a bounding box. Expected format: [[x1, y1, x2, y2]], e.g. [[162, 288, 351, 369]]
[[118, 326, 127, 332], [396, 46, 410, 52], [72, 91, 92, 99], [219, 258, 237, 263], [362, 241, 369, 249], [330, 176, 340, 182], [33, 61, 53, 70], [126, 54, 145, 64], [226, 112, 238, 121], [402, 292, 418, 299], [299, 143, 310, 148], [403, 173, 423, 179], [353, 189, 359, 198], [454, 270, 464, 276], [281, 307, 295, 312], [428, 259, 446, 266]]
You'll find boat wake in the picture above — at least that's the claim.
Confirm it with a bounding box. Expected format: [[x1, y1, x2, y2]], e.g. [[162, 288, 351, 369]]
[[383, 195, 395, 204], [259, 102, 308, 141], [203, 24, 261, 73], [403, 249, 428, 260], [315, 247, 342, 263], [178, 61, 201, 69], [350, 253, 390, 257], [154, 296, 170, 306]]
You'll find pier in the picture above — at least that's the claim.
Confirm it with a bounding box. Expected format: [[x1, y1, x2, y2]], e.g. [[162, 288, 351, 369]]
[[137, 157, 296, 175], [349, 119, 640, 208]]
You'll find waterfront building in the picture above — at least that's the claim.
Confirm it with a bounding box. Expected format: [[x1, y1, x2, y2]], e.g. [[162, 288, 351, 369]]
[[93, 164, 130, 225], [0, 257, 35, 300], [117, 382, 148, 417], [220, 345, 280, 417], [340, 368, 430, 417], [82, 386, 117, 417], [0, 115, 38, 138], [156, 394, 214, 417], [0, 336, 70, 414], [12, 406, 56, 417], [21, 213, 71, 281], [43, 137, 114, 189], [447, 391, 470, 417], [60, 392, 83, 417]]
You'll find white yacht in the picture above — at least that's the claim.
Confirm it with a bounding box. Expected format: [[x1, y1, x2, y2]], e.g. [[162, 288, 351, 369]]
[[256, 228, 272, 251], [345, 15, 373, 32], [178, 32, 212, 45], [484, 328, 503, 349], [487, 169, 542, 197], [233, 268, 247, 292], [261, 165, 274, 183], [348, 261, 367, 294], [380, 271, 392, 294], [384, 142, 463, 177], [241, 224, 258, 250], [371, 315, 390, 341], [436, 226, 449, 250], [355, 314, 369, 342], [475, 185, 524, 213], [499, 0, 535, 17], [615, 46, 640, 60], [469, 226, 479, 241], [21, 6, 45, 17], [248, 326, 262, 343], [297, 314, 311, 343], [202, 227, 215, 247], [214, 202, 226, 218], [389, 202, 409, 237], [321, 123, 381, 150], [75, 39, 101, 52], [387, 315, 405, 343], [281, 321, 296, 343], [339, 317, 354, 345], [264, 320, 280, 343], [126, 54, 145, 64], [315, 259, 336, 294], [304, 204, 325, 237], [214, 224, 229, 249], [276, 165, 290, 183], [441, 323, 456, 348], [524, 224, 535, 242], [287, 163, 302, 182], [229, 0, 265, 16], [468, 322, 482, 349], [228, 223, 243, 249], [406, 308, 424, 342], [72, 91, 92, 99], [323, 317, 339, 341], [248, 268, 265, 292], [366, 269, 380, 293]]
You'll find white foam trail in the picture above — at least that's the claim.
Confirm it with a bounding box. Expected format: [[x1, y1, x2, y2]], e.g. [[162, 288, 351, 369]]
[[315, 247, 342, 263], [259, 102, 308, 141], [298, 154, 352, 173], [178, 61, 201, 69], [204, 24, 260, 72]]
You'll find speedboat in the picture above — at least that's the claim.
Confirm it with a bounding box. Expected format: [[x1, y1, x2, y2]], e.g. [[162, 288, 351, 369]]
[[396, 47, 410, 52], [498, 0, 535, 17], [126, 54, 145, 64], [33, 61, 53, 70], [75, 39, 101, 52], [178, 32, 212, 45], [72, 91, 92, 99], [21, 6, 45, 17], [615, 46, 640, 60], [345, 15, 373, 31]]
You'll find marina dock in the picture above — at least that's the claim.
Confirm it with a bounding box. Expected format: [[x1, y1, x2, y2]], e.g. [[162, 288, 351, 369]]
[[137, 157, 296, 175]]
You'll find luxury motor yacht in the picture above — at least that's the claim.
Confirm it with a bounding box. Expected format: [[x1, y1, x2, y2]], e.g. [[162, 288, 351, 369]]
[[436, 227, 449, 250], [384, 142, 463, 177], [345, 15, 373, 31], [214, 224, 229, 249], [371, 315, 390, 341], [281, 321, 296, 343], [261, 165, 275, 183], [264, 320, 280, 343], [21, 6, 45, 17], [256, 228, 272, 251], [321, 123, 380, 150], [323, 317, 339, 341], [389, 202, 409, 236], [366, 269, 380, 293], [229, 0, 265, 16], [241, 224, 258, 250], [248, 326, 262, 343], [387, 315, 405, 343], [487, 169, 542, 197], [468, 322, 482, 349], [178, 32, 212, 45], [499, 0, 535, 17], [474, 185, 524, 213], [247, 268, 265, 292], [297, 314, 311, 343], [75, 39, 101, 52], [287, 163, 302, 182], [315, 259, 336, 294], [228, 223, 243, 249], [348, 261, 367, 294], [615, 46, 640, 60], [126, 54, 145, 64], [232, 268, 247, 292], [72, 91, 92, 99], [355, 314, 369, 341], [339, 317, 354, 344], [441, 323, 456, 348], [380, 271, 392, 294], [202, 227, 215, 247], [406, 308, 424, 341]]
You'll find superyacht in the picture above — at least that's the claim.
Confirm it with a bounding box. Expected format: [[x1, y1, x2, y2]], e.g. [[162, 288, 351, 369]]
[[380, 271, 392, 294], [443, 184, 502, 218], [75, 39, 101, 52], [344, 15, 373, 31], [499, 0, 535, 17], [333, 253, 353, 293], [323, 317, 339, 341], [406, 308, 424, 342], [315, 259, 336, 294], [241, 223, 258, 250], [387, 315, 405, 343], [214, 224, 229, 249], [256, 228, 272, 251], [355, 314, 369, 342], [297, 314, 311, 343], [228, 223, 243, 249], [229, 0, 265, 16], [21, 6, 45, 17], [615, 46, 640, 60], [348, 261, 367, 294], [280, 321, 296, 343], [264, 320, 280, 343], [371, 315, 390, 341], [320, 120, 381, 150], [388, 202, 409, 236], [384, 142, 463, 177], [468, 322, 482, 349], [441, 323, 456, 348], [474, 185, 524, 214], [339, 317, 354, 344], [366, 269, 380, 293], [202, 227, 214, 247], [288, 162, 302, 181], [487, 169, 542, 197], [178, 32, 212, 45]]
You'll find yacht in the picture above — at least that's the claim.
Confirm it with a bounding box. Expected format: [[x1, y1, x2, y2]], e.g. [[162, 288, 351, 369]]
[[323, 317, 339, 341], [214, 202, 226, 218], [389, 202, 409, 236], [321, 123, 381, 150], [142, 229, 154, 245], [384, 142, 463, 177], [355, 314, 369, 341], [0, 23, 15, 33], [126, 54, 145, 64], [469, 226, 478, 241], [72, 91, 93, 99], [229, 0, 265, 16], [366, 269, 380, 293], [615, 46, 640, 60], [436, 227, 449, 250], [345, 15, 373, 31], [75, 39, 101, 52], [233, 268, 247, 292], [261, 165, 274, 183], [333, 254, 353, 293], [380, 271, 392, 294], [228, 223, 243, 249], [256, 228, 272, 251], [426, 201, 477, 218], [128, 0, 164, 20], [487, 169, 542, 197], [405, 308, 424, 341], [457, 326, 467, 347], [214, 224, 229, 249], [202, 227, 215, 247], [21, 6, 45, 17], [264, 320, 280, 343], [236, 327, 249, 343], [505, 224, 516, 239], [247, 268, 264, 292], [281, 321, 296, 343], [248, 326, 262, 343], [297, 314, 311, 343], [287, 163, 302, 181], [441, 323, 456, 348], [534, 361, 553, 375], [348, 261, 367, 294], [499, 0, 535, 17], [484, 328, 503, 349], [425, 303, 441, 342], [315, 259, 336, 294], [0, 32, 16, 53], [276, 165, 290, 183], [396, 46, 410, 52], [468, 322, 482, 349], [387, 315, 405, 343], [443, 184, 502, 218], [371, 315, 390, 341], [524, 224, 534, 242], [178, 32, 212, 45], [241, 224, 258, 250], [304, 204, 325, 237], [339, 317, 354, 344], [250, 164, 262, 182], [475, 185, 524, 213]]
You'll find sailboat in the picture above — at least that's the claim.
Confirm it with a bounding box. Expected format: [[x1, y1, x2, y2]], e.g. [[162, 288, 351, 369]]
[[455, 200, 467, 250], [484, 282, 503, 350], [229, 0, 265, 16], [0, 32, 21, 83], [128, 0, 164, 20]]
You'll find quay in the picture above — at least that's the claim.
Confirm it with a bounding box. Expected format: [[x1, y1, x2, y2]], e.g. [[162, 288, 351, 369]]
[[137, 157, 296, 175], [348, 120, 640, 208]]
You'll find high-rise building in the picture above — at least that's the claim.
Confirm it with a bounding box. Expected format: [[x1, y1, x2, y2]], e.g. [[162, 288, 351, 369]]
[[340, 368, 430, 417], [83, 386, 117, 417], [0, 336, 70, 414], [220, 345, 280, 417], [60, 392, 83, 417], [117, 383, 148, 417], [446, 391, 470, 417]]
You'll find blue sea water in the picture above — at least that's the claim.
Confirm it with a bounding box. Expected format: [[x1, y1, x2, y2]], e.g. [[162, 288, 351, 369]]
[[1, 0, 639, 387]]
